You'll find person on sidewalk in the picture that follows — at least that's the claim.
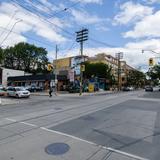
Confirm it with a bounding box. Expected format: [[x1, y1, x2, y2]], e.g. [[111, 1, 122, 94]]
[[49, 86, 53, 97]]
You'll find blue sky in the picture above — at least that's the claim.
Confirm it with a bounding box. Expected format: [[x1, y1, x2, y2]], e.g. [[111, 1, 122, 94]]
[[0, 0, 160, 71]]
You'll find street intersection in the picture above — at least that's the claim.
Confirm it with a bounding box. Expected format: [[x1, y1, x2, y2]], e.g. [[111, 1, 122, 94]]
[[0, 90, 159, 160]]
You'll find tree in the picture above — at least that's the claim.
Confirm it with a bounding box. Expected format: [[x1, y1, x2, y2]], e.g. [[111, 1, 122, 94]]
[[146, 65, 160, 85], [0, 47, 4, 65], [3, 42, 49, 74], [126, 70, 146, 88], [147, 65, 160, 80], [83, 62, 115, 85]]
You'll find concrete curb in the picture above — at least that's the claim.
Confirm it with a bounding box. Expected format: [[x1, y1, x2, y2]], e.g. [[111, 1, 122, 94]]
[[31, 91, 115, 97]]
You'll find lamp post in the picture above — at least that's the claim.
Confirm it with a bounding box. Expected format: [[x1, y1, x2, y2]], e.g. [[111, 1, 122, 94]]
[[142, 49, 160, 55], [0, 19, 22, 46]]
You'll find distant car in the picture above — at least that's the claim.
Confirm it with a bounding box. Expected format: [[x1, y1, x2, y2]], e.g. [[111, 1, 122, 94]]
[[122, 87, 130, 91], [7, 87, 30, 98], [68, 85, 80, 93], [25, 85, 43, 92], [145, 86, 153, 92], [128, 87, 134, 91]]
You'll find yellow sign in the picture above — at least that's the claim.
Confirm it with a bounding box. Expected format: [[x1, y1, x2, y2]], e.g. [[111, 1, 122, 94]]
[[81, 65, 85, 72], [88, 83, 94, 92], [149, 58, 154, 66]]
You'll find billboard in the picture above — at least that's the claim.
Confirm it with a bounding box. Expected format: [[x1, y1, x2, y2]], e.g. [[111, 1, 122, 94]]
[[71, 56, 87, 75]]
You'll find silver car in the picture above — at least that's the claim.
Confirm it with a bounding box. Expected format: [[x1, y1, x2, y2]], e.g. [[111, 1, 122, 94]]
[[7, 87, 30, 98]]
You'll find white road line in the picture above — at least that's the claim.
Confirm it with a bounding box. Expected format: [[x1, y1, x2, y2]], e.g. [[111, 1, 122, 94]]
[[40, 127, 96, 146], [107, 147, 149, 160], [3, 117, 149, 160], [40, 127, 149, 160], [20, 122, 37, 127], [5, 118, 17, 122]]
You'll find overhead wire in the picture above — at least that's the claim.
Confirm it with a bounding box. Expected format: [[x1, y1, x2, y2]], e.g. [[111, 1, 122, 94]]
[[12, 0, 74, 39], [0, 10, 18, 38], [11, 0, 119, 50], [0, 26, 54, 48]]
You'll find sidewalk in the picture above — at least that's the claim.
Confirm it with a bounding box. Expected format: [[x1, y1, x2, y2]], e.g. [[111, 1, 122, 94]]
[[31, 90, 114, 97], [0, 126, 147, 160]]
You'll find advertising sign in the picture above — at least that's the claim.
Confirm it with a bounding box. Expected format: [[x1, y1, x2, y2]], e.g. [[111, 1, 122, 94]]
[[69, 70, 75, 82], [71, 56, 86, 75]]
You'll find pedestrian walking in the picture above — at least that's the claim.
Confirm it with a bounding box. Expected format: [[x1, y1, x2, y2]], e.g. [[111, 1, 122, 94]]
[[49, 86, 53, 97]]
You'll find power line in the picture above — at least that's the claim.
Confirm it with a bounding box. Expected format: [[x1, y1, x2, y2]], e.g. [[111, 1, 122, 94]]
[[0, 10, 18, 38], [0, 26, 54, 48], [12, 0, 74, 39], [12, 0, 119, 50], [89, 37, 119, 48], [0, 19, 22, 46]]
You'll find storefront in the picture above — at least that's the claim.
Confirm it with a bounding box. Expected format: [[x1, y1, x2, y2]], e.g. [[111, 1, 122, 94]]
[[7, 74, 68, 91]]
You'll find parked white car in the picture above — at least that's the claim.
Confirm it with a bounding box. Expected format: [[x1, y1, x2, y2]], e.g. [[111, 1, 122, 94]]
[[7, 87, 30, 98]]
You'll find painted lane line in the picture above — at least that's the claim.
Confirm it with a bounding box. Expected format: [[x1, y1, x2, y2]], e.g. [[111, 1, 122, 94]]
[[107, 147, 149, 160], [5, 118, 17, 122], [20, 122, 37, 127], [40, 127, 148, 160], [40, 127, 96, 146]]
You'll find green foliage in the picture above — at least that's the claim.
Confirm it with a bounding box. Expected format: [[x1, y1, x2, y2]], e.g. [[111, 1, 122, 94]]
[[84, 62, 115, 84], [147, 65, 160, 80], [0, 47, 4, 64], [126, 70, 146, 87], [3, 42, 49, 74]]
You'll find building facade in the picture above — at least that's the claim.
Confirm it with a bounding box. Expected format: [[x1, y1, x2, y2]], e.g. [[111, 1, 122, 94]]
[[0, 68, 26, 86]]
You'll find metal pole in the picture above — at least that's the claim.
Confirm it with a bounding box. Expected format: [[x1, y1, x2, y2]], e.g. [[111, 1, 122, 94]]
[[55, 45, 58, 95], [79, 41, 83, 96], [117, 53, 121, 91]]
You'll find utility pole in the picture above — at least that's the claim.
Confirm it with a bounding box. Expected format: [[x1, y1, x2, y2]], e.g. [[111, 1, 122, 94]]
[[76, 28, 88, 96], [116, 52, 123, 91], [55, 45, 58, 95]]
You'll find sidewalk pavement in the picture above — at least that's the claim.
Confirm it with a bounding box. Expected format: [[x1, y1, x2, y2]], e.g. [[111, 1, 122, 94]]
[[31, 90, 115, 97], [0, 126, 147, 160]]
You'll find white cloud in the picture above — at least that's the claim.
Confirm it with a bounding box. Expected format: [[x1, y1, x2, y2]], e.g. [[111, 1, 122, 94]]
[[71, 9, 104, 25], [143, 0, 160, 4], [70, 0, 103, 4], [124, 10, 160, 38], [113, 1, 153, 25], [63, 38, 160, 72], [0, 2, 67, 47]]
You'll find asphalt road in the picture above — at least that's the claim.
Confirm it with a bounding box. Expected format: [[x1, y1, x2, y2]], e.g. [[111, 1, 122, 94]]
[[0, 90, 159, 160]]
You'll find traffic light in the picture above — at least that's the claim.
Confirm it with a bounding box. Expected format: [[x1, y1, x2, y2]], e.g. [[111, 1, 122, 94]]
[[80, 64, 85, 72], [47, 64, 53, 71], [149, 58, 154, 66]]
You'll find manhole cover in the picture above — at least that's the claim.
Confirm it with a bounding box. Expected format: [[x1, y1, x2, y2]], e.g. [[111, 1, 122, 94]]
[[45, 143, 70, 155]]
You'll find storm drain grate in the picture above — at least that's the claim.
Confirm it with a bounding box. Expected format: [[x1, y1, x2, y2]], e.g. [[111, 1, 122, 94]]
[[45, 143, 70, 155]]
